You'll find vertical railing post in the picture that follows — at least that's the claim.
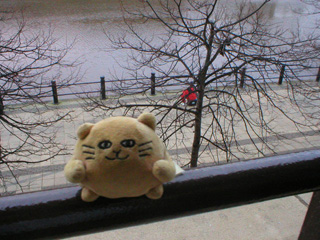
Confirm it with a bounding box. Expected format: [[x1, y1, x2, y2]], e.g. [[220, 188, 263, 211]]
[[298, 191, 320, 240], [278, 65, 285, 85], [316, 66, 320, 82], [0, 93, 4, 115], [240, 68, 246, 88], [234, 71, 238, 87], [100, 76, 106, 100], [0, 133, 2, 164], [151, 73, 156, 95], [51, 81, 59, 104]]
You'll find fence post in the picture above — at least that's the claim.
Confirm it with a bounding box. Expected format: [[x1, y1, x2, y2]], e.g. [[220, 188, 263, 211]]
[[240, 68, 246, 88], [316, 66, 320, 82], [0, 94, 3, 115], [278, 65, 285, 85], [151, 73, 156, 95], [51, 81, 59, 104], [100, 76, 106, 100], [234, 71, 238, 87]]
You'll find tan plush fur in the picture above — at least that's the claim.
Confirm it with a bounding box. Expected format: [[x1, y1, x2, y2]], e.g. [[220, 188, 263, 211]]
[[64, 113, 176, 202]]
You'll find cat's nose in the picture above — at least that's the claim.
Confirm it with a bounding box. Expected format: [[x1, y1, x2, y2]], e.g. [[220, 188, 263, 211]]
[[113, 149, 121, 155]]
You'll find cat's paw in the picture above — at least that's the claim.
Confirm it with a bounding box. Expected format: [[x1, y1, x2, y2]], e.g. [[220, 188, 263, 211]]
[[152, 160, 176, 183], [64, 159, 86, 183], [81, 187, 99, 202], [146, 185, 163, 199]]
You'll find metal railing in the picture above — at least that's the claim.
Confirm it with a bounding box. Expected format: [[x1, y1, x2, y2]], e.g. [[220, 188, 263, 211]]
[[0, 150, 319, 239], [0, 65, 319, 111]]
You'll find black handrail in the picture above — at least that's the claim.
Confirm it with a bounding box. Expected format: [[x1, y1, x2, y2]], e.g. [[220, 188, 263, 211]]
[[0, 150, 319, 239]]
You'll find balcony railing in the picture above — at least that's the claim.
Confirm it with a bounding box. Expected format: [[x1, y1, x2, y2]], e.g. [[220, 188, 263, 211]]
[[0, 150, 319, 239]]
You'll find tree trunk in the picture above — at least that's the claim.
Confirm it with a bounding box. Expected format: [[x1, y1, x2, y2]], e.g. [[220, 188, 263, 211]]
[[190, 86, 204, 168]]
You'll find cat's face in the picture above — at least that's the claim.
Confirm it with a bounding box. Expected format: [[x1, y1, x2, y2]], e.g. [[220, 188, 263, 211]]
[[77, 117, 154, 163], [81, 139, 153, 162]]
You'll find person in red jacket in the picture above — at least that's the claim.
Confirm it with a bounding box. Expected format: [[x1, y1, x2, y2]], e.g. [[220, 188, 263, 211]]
[[181, 84, 197, 106]]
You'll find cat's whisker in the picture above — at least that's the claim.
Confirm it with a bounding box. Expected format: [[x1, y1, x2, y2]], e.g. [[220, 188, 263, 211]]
[[139, 147, 152, 152], [83, 151, 95, 155], [139, 153, 151, 157], [138, 141, 152, 147], [82, 144, 95, 149]]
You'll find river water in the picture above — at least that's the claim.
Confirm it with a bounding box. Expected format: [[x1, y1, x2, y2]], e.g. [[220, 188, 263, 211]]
[[1, 0, 319, 85]]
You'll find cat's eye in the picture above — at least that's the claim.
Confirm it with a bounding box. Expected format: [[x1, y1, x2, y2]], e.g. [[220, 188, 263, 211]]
[[121, 139, 135, 148], [98, 140, 112, 149]]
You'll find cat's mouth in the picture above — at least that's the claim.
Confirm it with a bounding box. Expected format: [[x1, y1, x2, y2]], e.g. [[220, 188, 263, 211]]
[[105, 155, 129, 161]]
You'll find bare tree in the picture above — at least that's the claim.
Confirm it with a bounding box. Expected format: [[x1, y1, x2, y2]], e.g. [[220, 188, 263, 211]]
[[0, 12, 79, 192], [86, 0, 320, 167], [301, 0, 320, 14]]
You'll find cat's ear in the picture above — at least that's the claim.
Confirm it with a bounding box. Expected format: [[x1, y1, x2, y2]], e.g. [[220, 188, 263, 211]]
[[77, 123, 94, 139], [138, 113, 156, 131]]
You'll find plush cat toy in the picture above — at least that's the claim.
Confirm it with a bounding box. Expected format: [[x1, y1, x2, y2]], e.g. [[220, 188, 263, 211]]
[[64, 113, 179, 202]]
